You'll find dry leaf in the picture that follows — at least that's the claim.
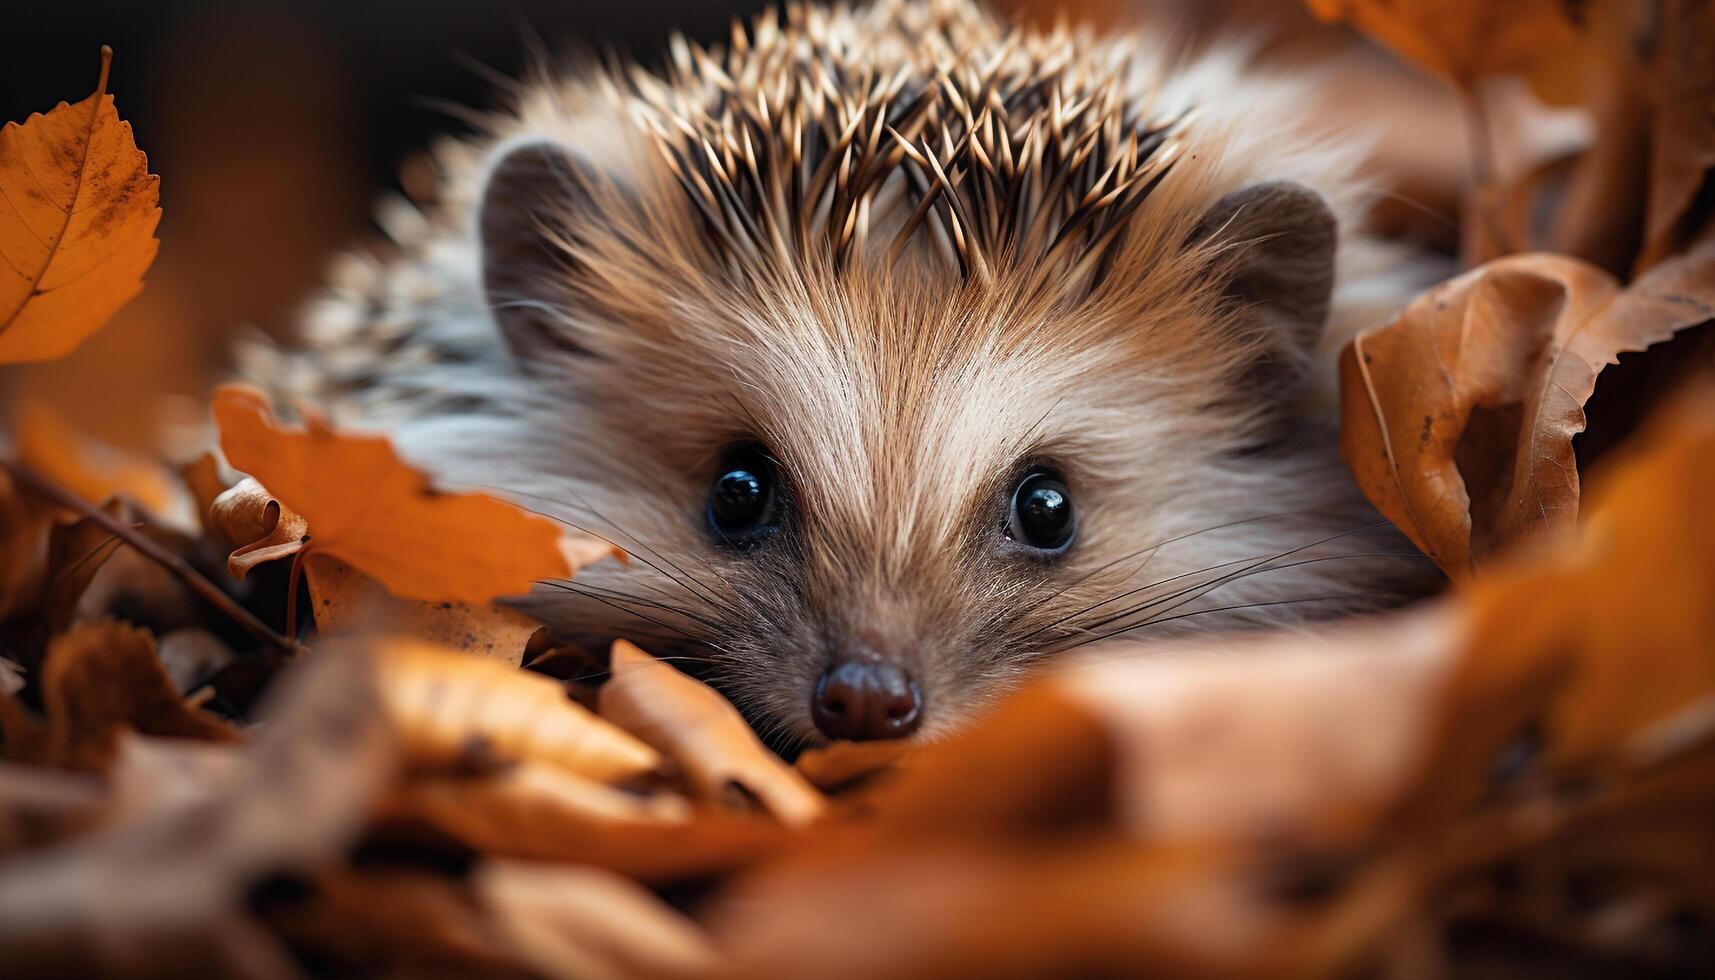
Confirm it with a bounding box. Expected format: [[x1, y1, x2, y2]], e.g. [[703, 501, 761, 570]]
[[795, 739, 917, 793], [371, 636, 663, 782], [0, 761, 108, 854], [599, 639, 827, 827], [208, 476, 308, 579], [306, 553, 546, 666], [1060, 618, 1453, 843], [0, 692, 52, 771], [156, 628, 235, 695], [708, 835, 1409, 980], [178, 452, 232, 531], [1339, 249, 1714, 574], [477, 860, 724, 980], [0, 643, 393, 979], [14, 402, 176, 514], [262, 869, 524, 978], [105, 731, 248, 818], [212, 383, 621, 603], [1639, 0, 1715, 268], [1302, 0, 1587, 85], [0, 48, 160, 364], [1401, 381, 1715, 828], [385, 760, 786, 881], [37, 621, 238, 771], [34, 499, 128, 645]]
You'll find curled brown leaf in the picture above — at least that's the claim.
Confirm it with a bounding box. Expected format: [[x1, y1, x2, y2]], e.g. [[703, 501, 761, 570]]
[[599, 640, 827, 827], [1339, 249, 1714, 575], [209, 476, 309, 580]]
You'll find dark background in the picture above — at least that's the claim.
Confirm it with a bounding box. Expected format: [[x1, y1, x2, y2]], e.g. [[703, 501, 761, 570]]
[[3, 0, 767, 204]]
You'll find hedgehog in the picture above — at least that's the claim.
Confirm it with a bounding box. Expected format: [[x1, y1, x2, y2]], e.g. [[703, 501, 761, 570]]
[[241, 0, 1436, 747]]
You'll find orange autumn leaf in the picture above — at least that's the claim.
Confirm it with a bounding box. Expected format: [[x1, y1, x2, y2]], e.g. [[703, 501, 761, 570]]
[[794, 739, 917, 793], [1338, 248, 1715, 575], [0, 48, 160, 364], [1400, 383, 1715, 829], [384, 761, 789, 881], [177, 453, 232, 536], [1302, 0, 1587, 86], [371, 636, 664, 783], [599, 640, 827, 828], [212, 383, 621, 603]]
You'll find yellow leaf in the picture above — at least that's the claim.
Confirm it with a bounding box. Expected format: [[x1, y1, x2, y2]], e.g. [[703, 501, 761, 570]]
[[0, 49, 160, 364], [1338, 248, 1714, 575], [212, 383, 621, 604], [598, 640, 827, 827]]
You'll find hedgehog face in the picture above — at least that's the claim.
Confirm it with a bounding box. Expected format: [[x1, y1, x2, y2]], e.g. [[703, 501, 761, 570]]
[[462, 2, 1432, 747], [480, 201, 1421, 749]]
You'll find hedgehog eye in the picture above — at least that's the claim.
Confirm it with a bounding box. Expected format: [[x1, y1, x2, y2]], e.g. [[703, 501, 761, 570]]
[[1006, 471, 1074, 553], [707, 450, 779, 551]]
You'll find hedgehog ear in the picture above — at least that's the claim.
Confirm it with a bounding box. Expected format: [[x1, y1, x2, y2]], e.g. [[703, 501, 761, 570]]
[[1188, 181, 1337, 396], [478, 138, 598, 364]]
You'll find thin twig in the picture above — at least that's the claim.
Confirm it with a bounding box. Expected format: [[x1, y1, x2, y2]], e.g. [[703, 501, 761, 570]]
[[285, 545, 309, 640], [3, 460, 301, 657]]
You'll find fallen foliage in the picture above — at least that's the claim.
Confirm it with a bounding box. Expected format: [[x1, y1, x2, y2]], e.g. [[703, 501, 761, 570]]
[[212, 384, 621, 603], [1340, 239, 1715, 574], [600, 640, 828, 828], [303, 554, 548, 665], [0, 48, 159, 364], [370, 635, 663, 782]]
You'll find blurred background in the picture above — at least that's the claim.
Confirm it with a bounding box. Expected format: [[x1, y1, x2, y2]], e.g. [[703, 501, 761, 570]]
[[2, 0, 1471, 449]]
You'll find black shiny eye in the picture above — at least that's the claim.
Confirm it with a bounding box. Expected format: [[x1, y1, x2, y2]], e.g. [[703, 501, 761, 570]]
[[1007, 471, 1074, 552], [707, 453, 779, 549]]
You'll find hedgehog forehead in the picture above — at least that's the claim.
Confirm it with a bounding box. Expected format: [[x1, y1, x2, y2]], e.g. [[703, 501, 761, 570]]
[[692, 290, 1071, 548]]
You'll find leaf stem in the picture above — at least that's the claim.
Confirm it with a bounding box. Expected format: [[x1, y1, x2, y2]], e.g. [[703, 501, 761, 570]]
[[1460, 83, 1517, 256], [2, 460, 301, 657]]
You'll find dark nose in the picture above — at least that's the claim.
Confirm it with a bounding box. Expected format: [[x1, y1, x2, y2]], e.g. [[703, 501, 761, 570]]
[[811, 659, 922, 741]]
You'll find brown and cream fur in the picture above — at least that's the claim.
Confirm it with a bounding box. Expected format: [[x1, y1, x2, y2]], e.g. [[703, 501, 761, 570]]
[[241, 0, 1435, 745]]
